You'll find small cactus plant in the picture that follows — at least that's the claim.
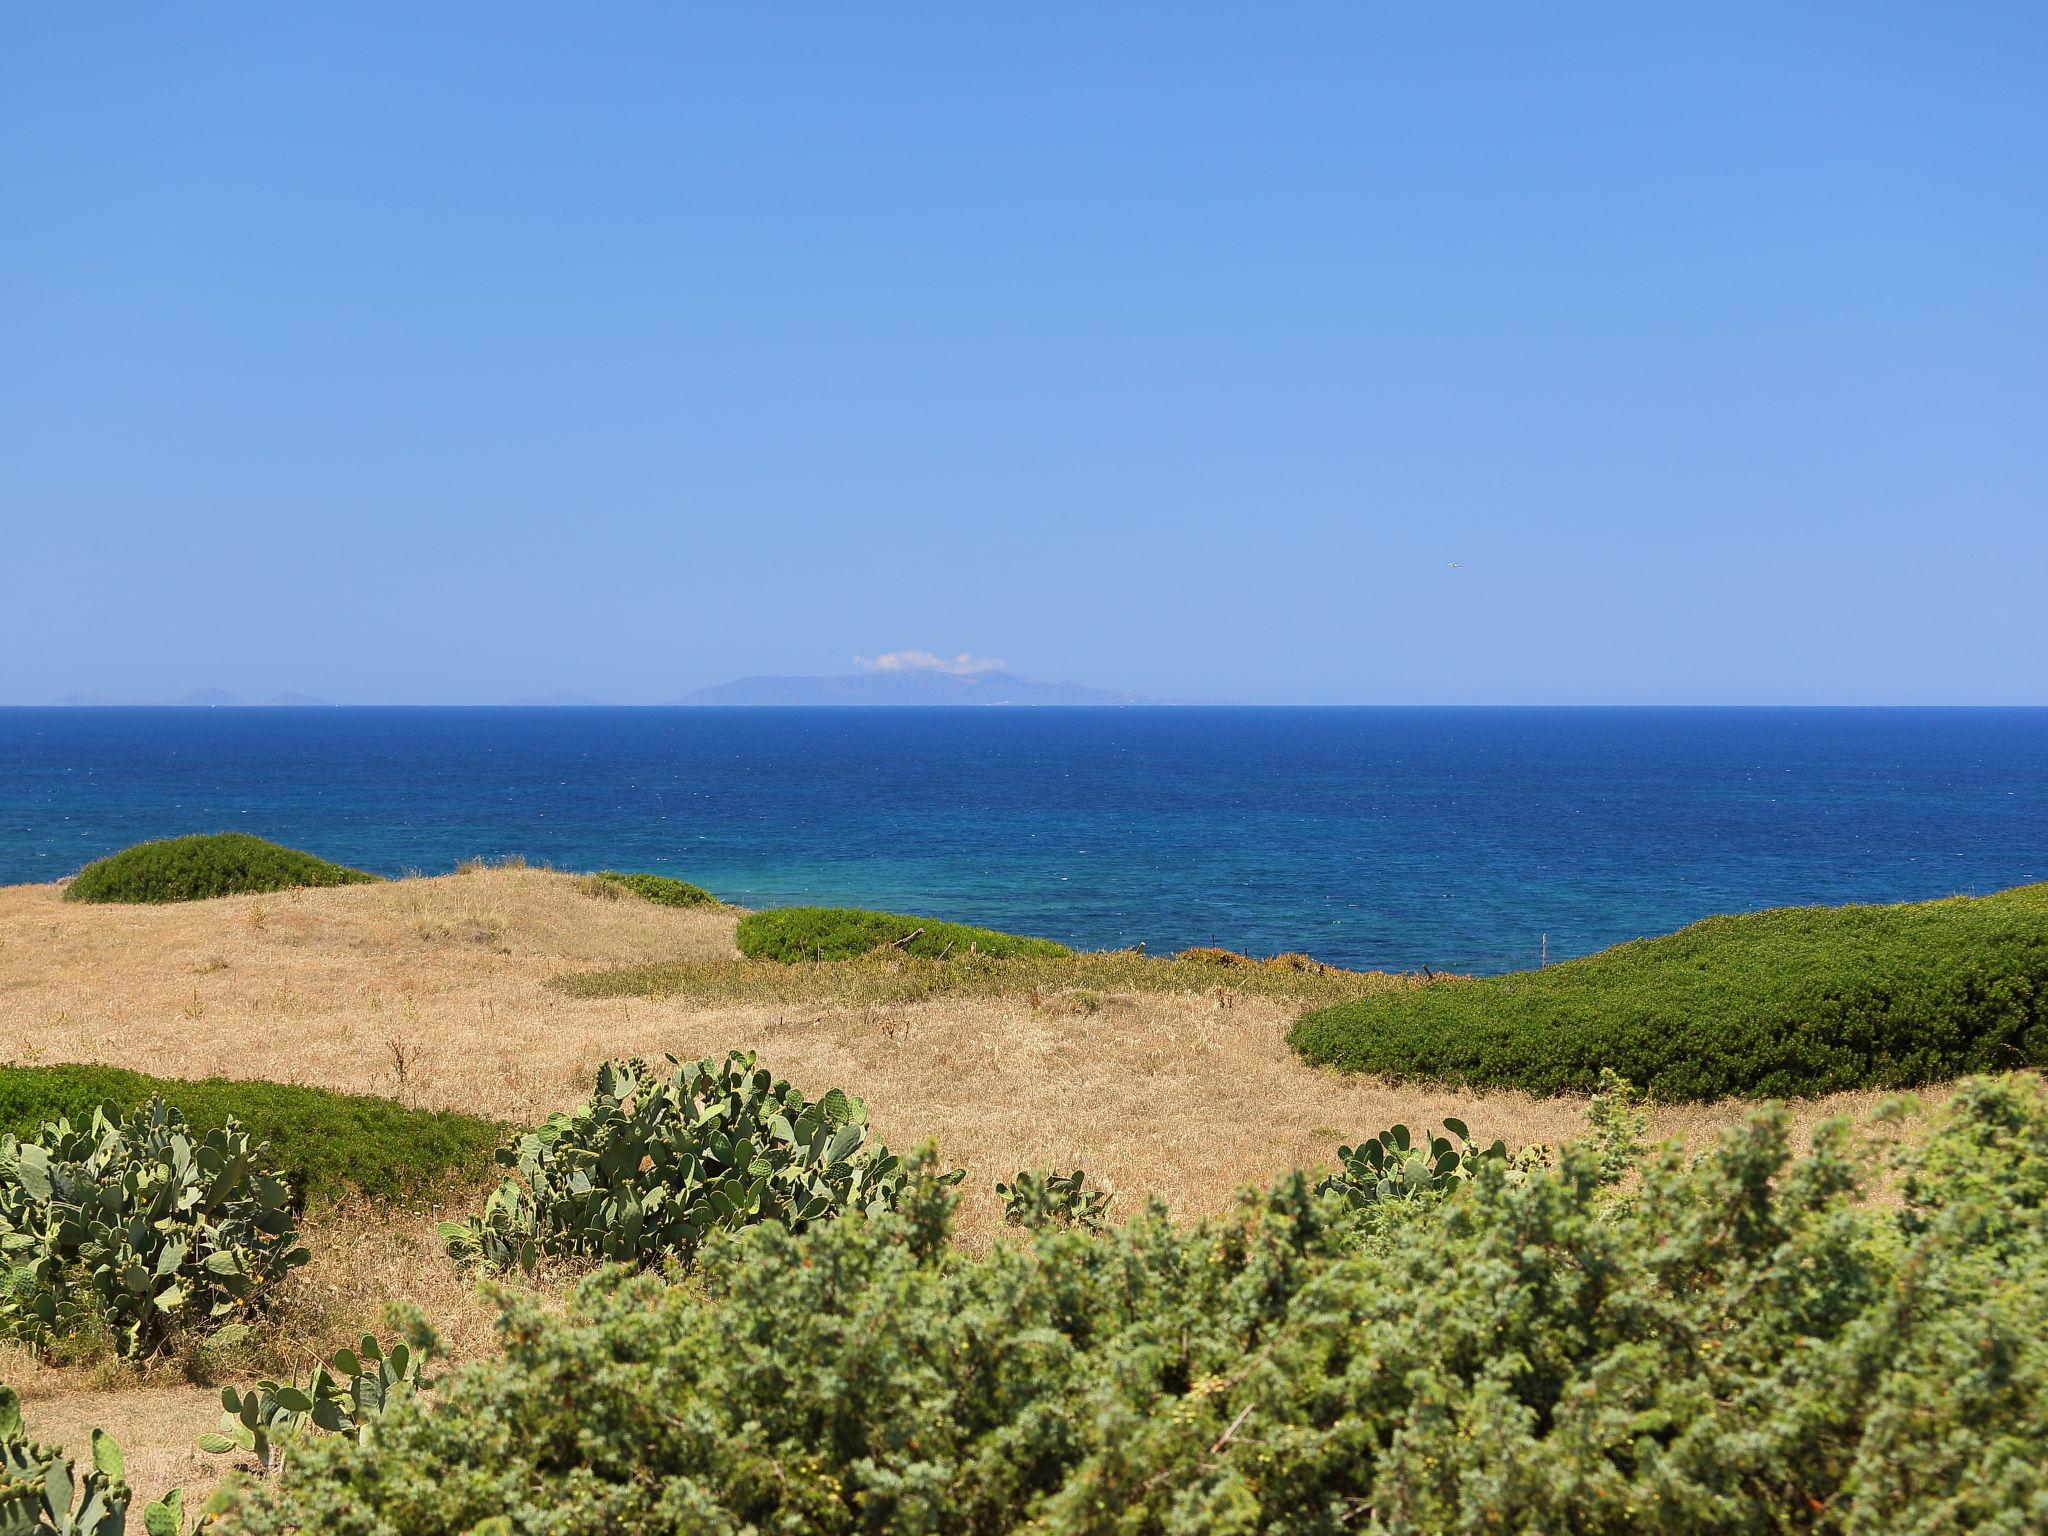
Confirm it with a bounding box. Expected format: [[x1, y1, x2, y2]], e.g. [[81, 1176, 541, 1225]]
[[0, 1099, 308, 1359], [200, 1332, 431, 1473], [0, 1384, 184, 1535], [439, 1053, 916, 1274], [1316, 1118, 1509, 1209], [995, 1168, 1112, 1233]]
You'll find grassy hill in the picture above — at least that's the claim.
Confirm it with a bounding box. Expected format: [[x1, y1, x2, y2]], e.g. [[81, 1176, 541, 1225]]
[[1290, 883, 2048, 1099], [63, 832, 379, 903]]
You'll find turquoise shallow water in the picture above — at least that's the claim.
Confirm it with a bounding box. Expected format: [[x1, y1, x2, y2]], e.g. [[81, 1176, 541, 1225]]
[[2, 706, 2044, 974]]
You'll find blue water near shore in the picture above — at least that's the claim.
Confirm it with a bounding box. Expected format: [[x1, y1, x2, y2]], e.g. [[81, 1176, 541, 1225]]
[[2, 707, 2044, 974]]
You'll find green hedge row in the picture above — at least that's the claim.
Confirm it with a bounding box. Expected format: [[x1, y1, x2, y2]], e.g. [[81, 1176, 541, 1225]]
[[1291, 882, 2048, 1099], [735, 906, 1072, 963], [63, 833, 379, 904], [0, 1066, 502, 1205]]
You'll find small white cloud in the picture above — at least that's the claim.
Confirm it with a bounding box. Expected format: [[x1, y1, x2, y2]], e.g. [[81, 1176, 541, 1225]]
[[853, 649, 1007, 675]]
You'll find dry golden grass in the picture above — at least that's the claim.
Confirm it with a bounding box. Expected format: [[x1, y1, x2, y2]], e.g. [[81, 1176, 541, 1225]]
[[0, 863, 1917, 1508], [0, 866, 1904, 1234]]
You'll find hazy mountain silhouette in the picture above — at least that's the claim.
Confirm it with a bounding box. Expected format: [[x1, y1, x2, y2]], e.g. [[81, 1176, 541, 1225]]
[[675, 669, 1153, 705]]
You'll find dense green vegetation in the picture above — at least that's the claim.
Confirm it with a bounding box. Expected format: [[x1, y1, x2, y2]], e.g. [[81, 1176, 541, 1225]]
[[63, 833, 379, 904], [0, 1067, 502, 1206], [212, 1077, 2048, 1534], [584, 870, 721, 908], [735, 905, 1073, 962], [440, 1053, 918, 1273], [0, 1098, 307, 1359], [1291, 883, 2048, 1098]]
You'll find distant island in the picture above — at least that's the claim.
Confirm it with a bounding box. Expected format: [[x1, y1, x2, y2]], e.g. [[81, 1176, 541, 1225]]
[[675, 669, 1157, 706]]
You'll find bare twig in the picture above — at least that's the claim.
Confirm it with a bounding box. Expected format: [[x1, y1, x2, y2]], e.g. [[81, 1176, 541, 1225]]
[[1208, 1402, 1256, 1457], [887, 928, 926, 951]]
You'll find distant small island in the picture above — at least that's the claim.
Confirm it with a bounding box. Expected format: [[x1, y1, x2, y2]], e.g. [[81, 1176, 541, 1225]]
[[674, 669, 1156, 706]]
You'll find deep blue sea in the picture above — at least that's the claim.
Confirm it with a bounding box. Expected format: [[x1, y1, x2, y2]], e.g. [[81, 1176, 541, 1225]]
[[2, 707, 2044, 974]]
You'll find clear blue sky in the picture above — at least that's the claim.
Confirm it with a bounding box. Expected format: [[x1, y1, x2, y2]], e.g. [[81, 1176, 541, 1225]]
[[4, 5, 2043, 704]]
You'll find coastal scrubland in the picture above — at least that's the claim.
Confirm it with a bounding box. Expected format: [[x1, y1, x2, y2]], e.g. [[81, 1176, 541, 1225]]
[[0, 857, 2041, 1529]]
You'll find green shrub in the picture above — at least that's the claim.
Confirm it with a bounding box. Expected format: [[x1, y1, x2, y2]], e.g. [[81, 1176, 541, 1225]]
[[0, 1386, 185, 1535], [582, 870, 720, 908], [1291, 882, 2048, 1099], [62, 834, 378, 904], [0, 1067, 503, 1207], [211, 1077, 2048, 1534], [994, 1167, 1112, 1233], [438, 1053, 920, 1274], [0, 1099, 308, 1359], [736, 906, 1072, 963]]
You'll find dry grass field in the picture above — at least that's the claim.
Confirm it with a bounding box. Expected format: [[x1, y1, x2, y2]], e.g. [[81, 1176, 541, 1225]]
[[0, 863, 1913, 1508]]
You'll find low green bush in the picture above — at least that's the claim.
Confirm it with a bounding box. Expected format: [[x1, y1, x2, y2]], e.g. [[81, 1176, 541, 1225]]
[[212, 1077, 2048, 1534], [0, 1098, 308, 1359], [583, 871, 720, 908], [439, 1053, 925, 1274], [0, 1067, 502, 1207], [62, 833, 379, 904], [736, 906, 1072, 963], [1291, 882, 2048, 1099]]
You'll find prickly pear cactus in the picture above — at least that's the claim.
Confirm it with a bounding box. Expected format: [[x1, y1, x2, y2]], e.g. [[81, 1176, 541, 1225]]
[[1316, 1117, 1514, 1209], [994, 1168, 1112, 1233], [439, 1052, 910, 1273], [200, 1332, 431, 1471], [0, 1098, 309, 1359], [0, 1384, 184, 1535]]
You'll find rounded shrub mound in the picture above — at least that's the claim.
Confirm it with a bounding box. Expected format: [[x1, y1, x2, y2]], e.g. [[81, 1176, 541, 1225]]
[[736, 906, 1072, 963], [62, 832, 379, 904], [1290, 882, 2048, 1100], [584, 870, 721, 908]]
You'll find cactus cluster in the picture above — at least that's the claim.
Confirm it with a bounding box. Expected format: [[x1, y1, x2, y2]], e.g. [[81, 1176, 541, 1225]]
[[200, 1332, 430, 1472], [994, 1168, 1112, 1233], [439, 1053, 909, 1273], [1315, 1118, 1509, 1208], [0, 1099, 308, 1358], [0, 1386, 183, 1535]]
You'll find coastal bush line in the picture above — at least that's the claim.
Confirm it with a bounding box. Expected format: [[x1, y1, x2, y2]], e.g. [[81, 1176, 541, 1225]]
[[1291, 882, 2048, 1098], [0, 1067, 502, 1207], [63, 834, 378, 904], [208, 1076, 2048, 1534], [582, 870, 721, 908], [735, 905, 1073, 963]]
